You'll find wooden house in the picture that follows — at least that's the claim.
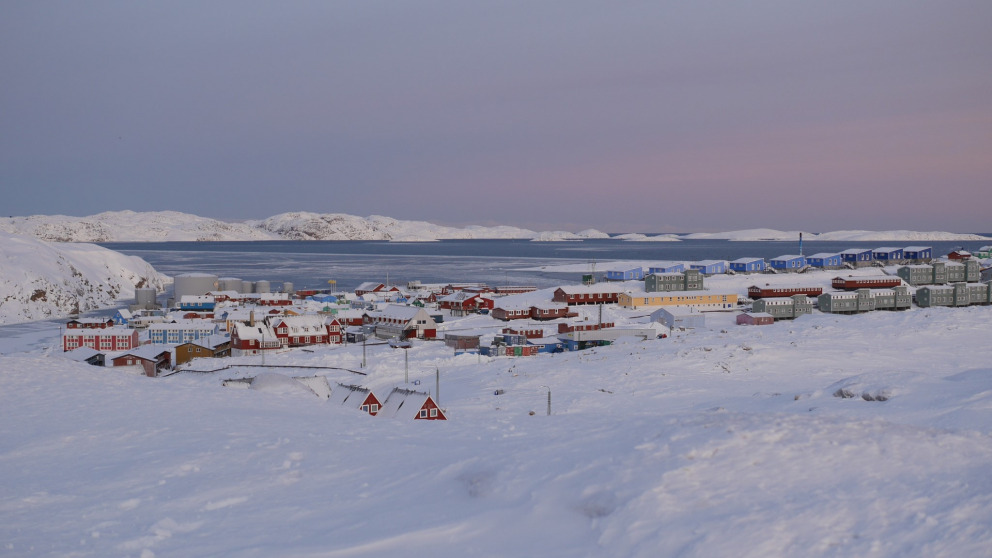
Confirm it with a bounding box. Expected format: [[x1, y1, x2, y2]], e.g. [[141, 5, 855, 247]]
[[178, 295, 215, 312], [491, 304, 532, 321], [689, 260, 728, 275], [831, 276, 903, 290], [65, 347, 106, 367], [230, 322, 281, 356], [66, 318, 115, 329], [872, 247, 904, 262], [354, 282, 386, 296], [368, 305, 437, 339], [146, 320, 219, 344], [947, 250, 972, 261], [112, 346, 172, 377], [552, 285, 623, 305], [174, 335, 231, 366], [806, 253, 843, 269], [644, 269, 704, 292], [768, 255, 807, 272], [604, 267, 643, 281], [817, 290, 876, 314], [267, 315, 330, 347], [729, 258, 766, 273], [647, 262, 685, 274], [62, 327, 138, 352], [747, 285, 823, 299], [839, 249, 873, 267], [736, 312, 774, 326], [437, 292, 494, 315], [751, 295, 813, 319], [902, 246, 933, 263], [529, 304, 573, 321], [618, 291, 738, 310], [379, 387, 446, 420], [330, 383, 382, 416]]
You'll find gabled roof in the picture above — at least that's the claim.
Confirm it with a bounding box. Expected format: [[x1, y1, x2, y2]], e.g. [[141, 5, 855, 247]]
[[379, 387, 434, 419], [376, 304, 429, 321], [806, 252, 839, 259], [329, 383, 376, 408], [116, 345, 171, 361], [730, 257, 765, 264], [232, 322, 279, 342], [65, 347, 103, 362]]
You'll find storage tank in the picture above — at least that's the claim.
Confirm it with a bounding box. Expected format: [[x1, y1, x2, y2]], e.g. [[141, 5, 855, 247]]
[[243, 281, 255, 293], [134, 287, 157, 308], [173, 273, 218, 300], [254, 280, 271, 294], [218, 277, 243, 293], [282, 282, 294, 294]]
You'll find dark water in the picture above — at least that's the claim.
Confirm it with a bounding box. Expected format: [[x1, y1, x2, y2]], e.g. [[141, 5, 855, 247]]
[[100, 238, 984, 293]]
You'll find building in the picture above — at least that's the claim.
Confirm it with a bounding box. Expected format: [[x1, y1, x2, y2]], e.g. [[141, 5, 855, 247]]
[[604, 267, 643, 281], [491, 303, 533, 321], [896, 261, 980, 286], [689, 260, 728, 275], [831, 276, 903, 290], [647, 262, 685, 274], [902, 246, 933, 263], [768, 255, 807, 272], [618, 291, 738, 311], [557, 327, 658, 351], [444, 332, 483, 351], [330, 383, 382, 416], [751, 295, 813, 319], [65, 347, 106, 366], [146, 321, 219, 344], [805, 253, 843, 269], [552, 285, 624, 305], [111, 346, 172, 377], [729, 258, 766, 273], [354, 282, 386, 296], [736, 312, 774, 326], [62, 327, 138, 352], [916, 282, 992, 307], [747, 285, 823, 299], [437, 292, 494, 315], [872, 247, 904, 262], [65, 318, 115, 329], [268, 315, 333, 347], [947, 250, 972, 261], [817, 287, 910, 313], [230, 322, 282, 356], [174, 335, 231, 366], [644, 269, 704, 292], [528, 304, 573, 321], [839, 249, 873, 267], [975, 246, 992, 259], [368, 305, 437, 339], [379, 388, 446, 420], [177, 295, 215, 312], [650, 307, 706, 329]]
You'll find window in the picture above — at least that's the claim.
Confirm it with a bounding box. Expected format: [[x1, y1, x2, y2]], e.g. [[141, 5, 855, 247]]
[[430, 408, 438, 418], [361, 404, 370, 412], [419, 409, 428, 418], [370, 404, 379, 413]]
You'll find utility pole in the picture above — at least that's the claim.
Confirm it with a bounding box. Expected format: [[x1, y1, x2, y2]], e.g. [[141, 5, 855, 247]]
[[404, 346, 409, 383], [362, 334, 367, 368], [541, 385, 551, 416], [435, 367, 440, 405]]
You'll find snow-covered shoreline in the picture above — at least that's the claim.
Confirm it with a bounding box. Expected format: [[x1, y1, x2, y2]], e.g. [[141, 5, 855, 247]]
[[2, 211, 988, 243]]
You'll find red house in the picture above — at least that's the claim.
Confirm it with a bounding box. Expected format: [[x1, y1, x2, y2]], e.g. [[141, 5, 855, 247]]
[[380, 387, 447, 420], [529, 304, 574, 320], [112, 346, 172, 377], [438, 292, 494, 314], [552, 286, 622, 305], [737, 312, 774, 326], [330, 383, 382, 416], [831, 277, 903, 290], [63, 327, 139, 352], [558, 322, 614, 334], [502, 327, 545, 339], [947, 250, 972, 261], [492, 305, 532, 321], [747, 285, 823, 299], [354, 282, 386, 296], [65, 318, 115, 329]]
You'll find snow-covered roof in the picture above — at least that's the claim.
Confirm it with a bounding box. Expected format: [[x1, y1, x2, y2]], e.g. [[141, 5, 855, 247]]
[[806, 253, 839, 259], [770, 255, 803, 261], [179, 295, 214, 303], [376, 305, 429, 321], [147, 321, 218, 331], [873, 247, 902, 252], [65, 347, 103, 362], [116, 345, 171, 361], [903, 246, 932, 251], [730, 257, 764, 264], [839, 248, 872, 254], [691, 260, 727, 266], [555, 284, 625, 295], [233, 322, 278, 342], [379, 387, 432, 419]]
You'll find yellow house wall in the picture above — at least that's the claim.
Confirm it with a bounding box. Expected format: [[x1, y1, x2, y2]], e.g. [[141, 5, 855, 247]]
[[619, 293, 738, 309]]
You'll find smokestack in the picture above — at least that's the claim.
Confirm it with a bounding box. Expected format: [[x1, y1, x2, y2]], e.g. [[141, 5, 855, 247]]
[[799, 232, 804, 256]]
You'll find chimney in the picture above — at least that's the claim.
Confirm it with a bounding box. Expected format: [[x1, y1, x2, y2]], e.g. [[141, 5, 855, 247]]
[[250, 310, 255, 327]]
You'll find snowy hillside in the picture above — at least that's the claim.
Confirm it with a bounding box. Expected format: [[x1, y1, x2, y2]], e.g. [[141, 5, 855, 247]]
[[6, 211, 986, 243], [1, 296, 990, 556], [0, 231, 169, 324]]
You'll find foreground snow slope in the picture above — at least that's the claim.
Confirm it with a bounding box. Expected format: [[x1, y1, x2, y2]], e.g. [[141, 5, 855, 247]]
[[0, 231, 169, 324], [1, 303, 991, 557]]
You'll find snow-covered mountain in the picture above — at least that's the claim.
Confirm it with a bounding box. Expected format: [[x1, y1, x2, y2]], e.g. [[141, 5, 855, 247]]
[[2, 211, 988, 243], [0, 231, 169, 324]]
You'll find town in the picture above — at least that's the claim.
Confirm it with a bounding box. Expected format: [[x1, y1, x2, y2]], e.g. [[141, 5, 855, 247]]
[[58, 243, 992, 419]]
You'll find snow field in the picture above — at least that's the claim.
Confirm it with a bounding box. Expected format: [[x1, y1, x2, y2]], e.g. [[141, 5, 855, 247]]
[[2, 300, 992, 556]]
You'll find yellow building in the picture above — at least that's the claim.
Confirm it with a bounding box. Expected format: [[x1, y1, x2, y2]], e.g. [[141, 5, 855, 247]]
[[618, 290, 738, 310]]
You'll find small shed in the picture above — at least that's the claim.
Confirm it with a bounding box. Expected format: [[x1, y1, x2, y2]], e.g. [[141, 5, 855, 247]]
[[736, 312, 774, 326]]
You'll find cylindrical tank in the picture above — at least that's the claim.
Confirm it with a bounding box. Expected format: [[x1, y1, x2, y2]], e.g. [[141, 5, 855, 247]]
[[218, 277, 243, 292], [282, 281, 294, 294], [243, 281, 255, 293], [254, 280, 271, 294], [173, 273, 218, 300], [134, 287, 157, 307]]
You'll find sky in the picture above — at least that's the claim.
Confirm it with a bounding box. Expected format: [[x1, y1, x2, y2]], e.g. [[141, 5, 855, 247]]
[[1, 1, 990, 233]]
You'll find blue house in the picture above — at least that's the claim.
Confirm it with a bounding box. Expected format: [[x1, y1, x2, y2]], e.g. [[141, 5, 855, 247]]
[[147, 321, 220, 344], [768, 255, 807, 271], [648, 262, 685, 274], [604, 267, 644, 281], [528, 337, 565, 353], [872, 247, 904, 262], [112, 309, 133, 326], [178, 295, 215, 312], [903, 246, 932, 261], [689, 260, 728, 275], [839, 248, 873, 266], [806, 253, 843, 268], [729, 257, 766, 273]]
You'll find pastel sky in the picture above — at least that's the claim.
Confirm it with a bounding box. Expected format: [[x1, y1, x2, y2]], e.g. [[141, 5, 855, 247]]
[[2, 2, 990, 233]]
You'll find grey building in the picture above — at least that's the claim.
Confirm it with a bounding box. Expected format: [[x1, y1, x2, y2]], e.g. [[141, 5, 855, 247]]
[[817, 289, 876, 314], [751, 295, 813, 320], [644, 269, 704, 292], [916, 282, 992, 307], [897, 260, 980, 286]]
